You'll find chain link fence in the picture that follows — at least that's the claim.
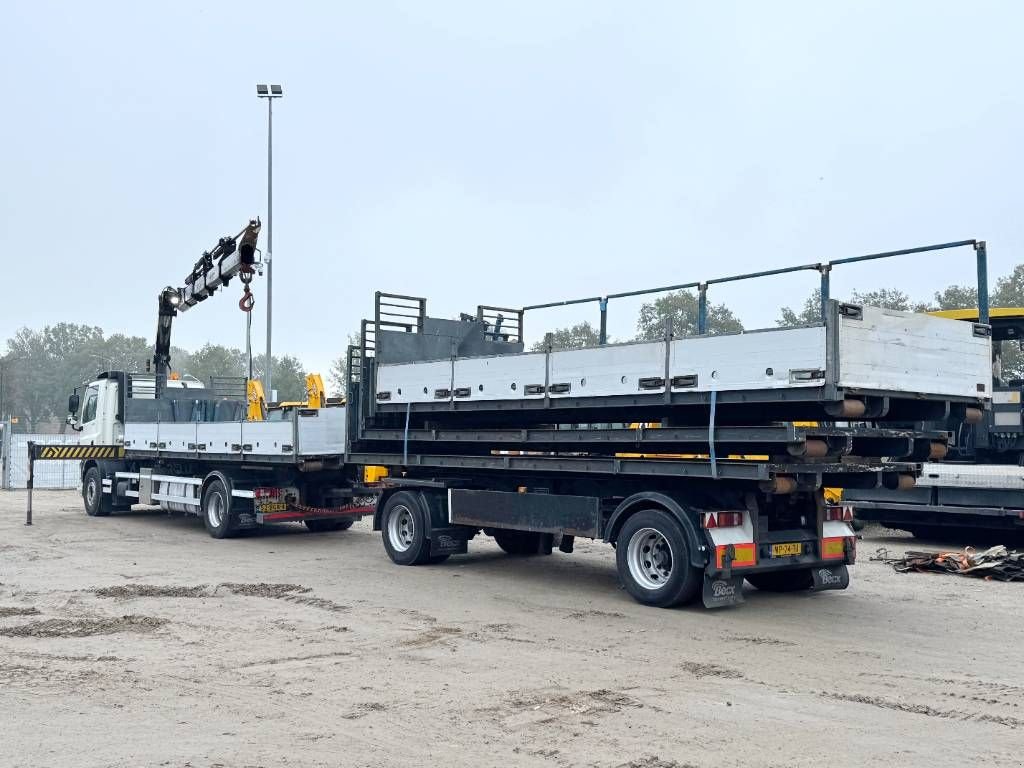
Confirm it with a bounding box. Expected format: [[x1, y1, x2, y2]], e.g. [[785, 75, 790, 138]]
[[1, 431, 81, 490]]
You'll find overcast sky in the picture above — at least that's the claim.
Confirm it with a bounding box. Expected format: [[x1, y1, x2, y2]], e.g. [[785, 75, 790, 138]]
[[2, 1, 1022, 377]]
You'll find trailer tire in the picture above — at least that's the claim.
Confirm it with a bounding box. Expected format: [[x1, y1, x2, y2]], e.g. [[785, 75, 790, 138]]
[[745, 569, 814, 592], [304, 517, 356, 533], [202, 478, 237, 539], [381, 491, 432, 565], [493, 530, 552, 556], [83, 467, 113, 517], [616, 509, 701, 608]]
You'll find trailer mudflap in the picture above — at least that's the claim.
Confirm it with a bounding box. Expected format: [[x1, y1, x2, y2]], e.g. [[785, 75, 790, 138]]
[[811, 564, 850, 591], [702, 574, 745, 608], [429, 527, 469, 556]]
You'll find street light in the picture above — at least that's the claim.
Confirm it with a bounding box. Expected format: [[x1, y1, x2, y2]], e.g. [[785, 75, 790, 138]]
[[256, 82, 283, 398]]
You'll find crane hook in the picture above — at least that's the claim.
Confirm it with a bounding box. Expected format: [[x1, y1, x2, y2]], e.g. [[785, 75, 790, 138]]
[[238, 264, 255, 312]]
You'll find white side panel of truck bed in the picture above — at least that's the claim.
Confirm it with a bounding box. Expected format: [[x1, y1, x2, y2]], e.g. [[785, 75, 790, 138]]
[[836, 306, 991, 399], [241, 420, 295, 456], [378, 360, 452, 404], [298, 407, 347, 455], [124, 422, 158, 450], [197, 423, 241, 455], [549, 342, 665, 398], [670, 326, 827, 391], [453, 353, 547, 401], [158, 423, 197, 452]]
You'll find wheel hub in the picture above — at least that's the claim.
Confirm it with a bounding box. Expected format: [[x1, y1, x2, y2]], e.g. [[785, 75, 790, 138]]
[[387, 505, 416, 552], [626, 527, 674, 590]]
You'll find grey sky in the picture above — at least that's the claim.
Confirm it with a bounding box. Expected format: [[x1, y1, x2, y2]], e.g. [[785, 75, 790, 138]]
[[2, 1, 1021, 376]]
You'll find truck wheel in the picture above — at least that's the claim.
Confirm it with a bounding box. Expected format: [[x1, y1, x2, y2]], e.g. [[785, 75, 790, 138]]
[[493, 530, 551, 556], [745, 570, 813, 592], [616, 509, 701, 608], [304, 517, 356, 533], [83, 467, 113, 517], [202, 479, 237, 539], [381, 491, 432, 565]]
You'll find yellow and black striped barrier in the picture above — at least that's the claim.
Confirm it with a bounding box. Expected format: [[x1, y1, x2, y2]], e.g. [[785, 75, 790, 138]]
[[25, 441, 124, 526], [34, 445, 125, 460]]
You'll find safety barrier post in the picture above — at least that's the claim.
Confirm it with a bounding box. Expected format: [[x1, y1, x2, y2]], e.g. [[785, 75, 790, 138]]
[[25, 440, 34, 526]]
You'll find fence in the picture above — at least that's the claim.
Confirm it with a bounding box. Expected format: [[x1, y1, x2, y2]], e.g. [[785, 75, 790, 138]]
[[1, 431, 81, 490]]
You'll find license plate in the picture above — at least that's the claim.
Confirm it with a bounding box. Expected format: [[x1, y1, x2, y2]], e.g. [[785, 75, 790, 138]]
[[254, 488, 287, 515], [771, 542, 803, 557]]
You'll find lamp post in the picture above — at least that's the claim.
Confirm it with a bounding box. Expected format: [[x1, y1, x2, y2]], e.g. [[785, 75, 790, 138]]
[[256, 83, 283, 398]]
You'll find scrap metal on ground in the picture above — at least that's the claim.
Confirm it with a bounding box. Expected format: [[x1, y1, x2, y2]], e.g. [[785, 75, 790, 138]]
[[872, 545, 1024, 581]]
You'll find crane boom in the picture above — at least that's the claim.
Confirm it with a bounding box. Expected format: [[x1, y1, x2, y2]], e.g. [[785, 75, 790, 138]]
[[154, 219, 262, 398]]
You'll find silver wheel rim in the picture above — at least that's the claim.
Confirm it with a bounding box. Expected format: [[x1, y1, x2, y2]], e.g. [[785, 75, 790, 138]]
[[387, 505, 416, 552], [626, 527, 674, 590], [207, 492, 225, 528], [86, 478, 97, 507]]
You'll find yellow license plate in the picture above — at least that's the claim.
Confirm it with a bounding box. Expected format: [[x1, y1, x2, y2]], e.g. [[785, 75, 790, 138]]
[[771, 542, 803, 557]]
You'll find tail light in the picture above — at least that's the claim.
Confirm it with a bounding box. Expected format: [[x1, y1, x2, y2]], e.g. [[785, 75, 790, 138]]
[[704, 511, 743, 528], [826, 505, 854, 522]]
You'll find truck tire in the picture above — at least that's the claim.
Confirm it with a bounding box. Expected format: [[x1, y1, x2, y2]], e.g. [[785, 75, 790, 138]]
[[745, 569, 814, 592], [202, 478, 237, 539], [493, 529, 552, 556], [615, 509, 701, 608], [83, 466, 113, 517], [381, 491, 432, 565], [304, 517, 356, 533]]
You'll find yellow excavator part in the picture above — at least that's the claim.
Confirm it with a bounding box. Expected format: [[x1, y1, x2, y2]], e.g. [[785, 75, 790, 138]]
[[247, 379, 266, 421]]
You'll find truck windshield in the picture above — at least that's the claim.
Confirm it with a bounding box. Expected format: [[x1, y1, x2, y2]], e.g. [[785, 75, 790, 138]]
[[81, 386, 99, 423]]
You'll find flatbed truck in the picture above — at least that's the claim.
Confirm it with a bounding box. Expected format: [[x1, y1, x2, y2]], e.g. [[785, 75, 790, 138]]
[[68, 241, 993, 606]]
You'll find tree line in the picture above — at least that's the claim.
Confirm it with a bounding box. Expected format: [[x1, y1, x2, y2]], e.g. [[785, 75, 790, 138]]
[[0, 324, 307, 431]]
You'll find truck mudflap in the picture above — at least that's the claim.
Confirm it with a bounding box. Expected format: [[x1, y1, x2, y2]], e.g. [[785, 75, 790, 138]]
[[429, 528, 470, 556], [702, 575, 746, 608], [811, 564, 850, 591]]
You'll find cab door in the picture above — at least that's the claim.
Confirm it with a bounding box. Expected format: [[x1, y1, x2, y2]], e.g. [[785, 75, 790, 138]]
[[78, 385, 102, 444]]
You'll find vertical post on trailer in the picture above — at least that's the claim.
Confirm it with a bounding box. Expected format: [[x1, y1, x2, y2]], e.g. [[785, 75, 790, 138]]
[[598, 298, 608, 345], [975, 241, 989, 325], [819, 264, 831, 322], [26, 440, 34, 526], [697, 283, 708, 334]]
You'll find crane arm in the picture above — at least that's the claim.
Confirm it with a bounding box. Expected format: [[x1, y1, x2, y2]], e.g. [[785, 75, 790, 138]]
[[154, 218, 262, 397]]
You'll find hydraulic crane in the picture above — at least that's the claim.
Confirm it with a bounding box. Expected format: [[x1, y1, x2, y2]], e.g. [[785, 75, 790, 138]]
[[153, 219, 262, 398]]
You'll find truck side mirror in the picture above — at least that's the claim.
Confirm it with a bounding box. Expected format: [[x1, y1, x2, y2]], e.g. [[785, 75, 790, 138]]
[[68, 393, 80, 414]]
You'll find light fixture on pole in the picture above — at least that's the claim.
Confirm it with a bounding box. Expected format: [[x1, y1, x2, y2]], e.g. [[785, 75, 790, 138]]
[[256, 83, 283, 398]]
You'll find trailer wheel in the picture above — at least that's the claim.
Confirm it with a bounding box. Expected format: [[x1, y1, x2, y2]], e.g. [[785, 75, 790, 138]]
[[304, 517, 356, 533], [83, 466, 113, 517], [493, 530, 552, 556], [202, 479, 237, 539], [616, 510, 701, 608], [381, 491, 432, 565], [745, 570, 813, 592]]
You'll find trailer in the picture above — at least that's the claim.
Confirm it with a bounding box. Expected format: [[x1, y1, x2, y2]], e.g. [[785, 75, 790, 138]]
[[341, 289, 991, 607], [847, 309, 1024, 537]]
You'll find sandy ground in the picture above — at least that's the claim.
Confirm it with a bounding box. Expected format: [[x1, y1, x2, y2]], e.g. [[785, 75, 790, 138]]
[[1, 491, 1022, 768]]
